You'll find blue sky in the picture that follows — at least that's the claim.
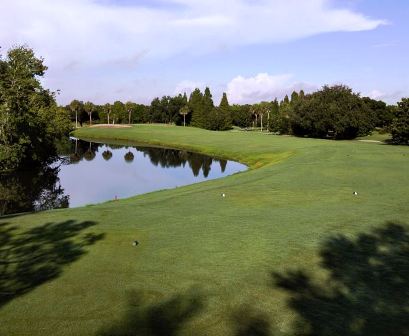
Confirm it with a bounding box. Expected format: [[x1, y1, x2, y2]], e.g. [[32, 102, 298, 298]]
[[1, 0, 407, 105]]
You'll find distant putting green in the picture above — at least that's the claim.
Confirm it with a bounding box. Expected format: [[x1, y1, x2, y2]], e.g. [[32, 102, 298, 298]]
[[1, 125, 408, 336]]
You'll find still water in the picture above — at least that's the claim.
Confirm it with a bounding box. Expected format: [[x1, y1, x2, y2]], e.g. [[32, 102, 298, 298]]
[[0, 139, 246, 216]]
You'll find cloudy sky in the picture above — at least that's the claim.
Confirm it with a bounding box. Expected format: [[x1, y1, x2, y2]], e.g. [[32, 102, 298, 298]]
[[1, 0, 408, 105]]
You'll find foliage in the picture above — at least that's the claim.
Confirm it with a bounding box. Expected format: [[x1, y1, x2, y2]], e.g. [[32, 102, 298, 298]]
[[189, 88, 207, 128], [0, 46, 72, 171], [291, 85, 374, 139], [231, 104, 252, 128], [390, 98, 409, 145], [149, 94, 187, 125], [251, 102, 271, 131], [205, 93, 232, 131], [69, 99, 86, 127], [362, 97, 394, 129]]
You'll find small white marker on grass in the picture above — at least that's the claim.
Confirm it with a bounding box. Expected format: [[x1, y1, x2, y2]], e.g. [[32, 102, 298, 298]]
[[221, 193, 226, 198]]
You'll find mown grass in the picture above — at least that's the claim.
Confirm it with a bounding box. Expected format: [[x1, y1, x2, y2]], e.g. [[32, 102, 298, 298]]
[[1, 124, 408, 336]]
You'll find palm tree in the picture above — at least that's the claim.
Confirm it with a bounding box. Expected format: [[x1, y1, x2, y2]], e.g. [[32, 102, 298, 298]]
[[104, 103, 111, 124], [179, 105, 190, 127], [69, 100, 82, 128], [84, 102, 95, 126]]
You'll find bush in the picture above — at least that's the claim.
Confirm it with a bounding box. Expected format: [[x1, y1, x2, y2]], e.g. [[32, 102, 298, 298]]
[[291, 85, 374, 140], [391, 98, 409, 145]]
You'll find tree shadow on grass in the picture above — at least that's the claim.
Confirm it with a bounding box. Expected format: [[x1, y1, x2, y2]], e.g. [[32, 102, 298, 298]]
[[100, 292, 278, 336], [99, 289, 205, 336], [272, 222, 409, 336], [0, 219, 104, 308], [231, 306, 273, 336]]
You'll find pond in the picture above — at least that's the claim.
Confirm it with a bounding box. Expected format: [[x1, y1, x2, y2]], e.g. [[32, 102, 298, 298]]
[[0, 138, 247, 216]]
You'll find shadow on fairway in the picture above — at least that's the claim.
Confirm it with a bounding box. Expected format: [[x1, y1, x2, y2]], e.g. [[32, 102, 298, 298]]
[[99, 290, 277, 336], [272, 221, 409, 336], [0, 219, 104, 308], [231, 306, 273, 336], [98, 289, 205, 336]]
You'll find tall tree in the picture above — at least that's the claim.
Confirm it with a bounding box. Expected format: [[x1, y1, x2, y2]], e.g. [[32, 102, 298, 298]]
[[218, 92, 232, 130], [103, 103, 111, 124], [179, 105, 190, 127], [84, 102, 95, 126], [202, 87, 214, 129], [112, 101, 126, 123], [0, 46, 71, 171], [291, 91, 299, 103], [189, 88, 205, 128], [125, 101, 136, 125], [69, 100, 82, 128]]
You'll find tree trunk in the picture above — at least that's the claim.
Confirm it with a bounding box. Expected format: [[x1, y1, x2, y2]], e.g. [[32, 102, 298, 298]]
[[261, 114, 263, 132], [108, 113, 110, 125], [75, 110, 78, 128], [89, 112, 92, 126], [183, 114, 186, 127], [267, 112, 270, 131], [128, 111, 131, 125]]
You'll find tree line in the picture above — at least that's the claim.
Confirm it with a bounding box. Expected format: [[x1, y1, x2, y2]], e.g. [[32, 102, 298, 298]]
[[66, 85, 408, 144]]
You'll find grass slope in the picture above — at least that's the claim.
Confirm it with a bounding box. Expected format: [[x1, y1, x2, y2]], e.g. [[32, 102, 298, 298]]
[[1, 125, 408, 336]]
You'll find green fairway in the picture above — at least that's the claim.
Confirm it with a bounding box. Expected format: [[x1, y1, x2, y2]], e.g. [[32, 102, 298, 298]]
[[1, 125, 408, 336]]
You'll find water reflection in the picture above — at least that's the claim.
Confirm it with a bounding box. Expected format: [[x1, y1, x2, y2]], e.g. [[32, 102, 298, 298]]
[[1, 139, 246, 215], [65, 139, 230, 178], [0, 166, 69, 216]]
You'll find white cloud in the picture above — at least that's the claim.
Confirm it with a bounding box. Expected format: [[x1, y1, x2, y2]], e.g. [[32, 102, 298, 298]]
[[0, 0, 385, 65], [227, 73, 317, 104], [0, 0, 385, 103]]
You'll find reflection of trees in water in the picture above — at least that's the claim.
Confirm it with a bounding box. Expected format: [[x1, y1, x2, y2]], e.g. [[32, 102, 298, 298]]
[[66, 139, 101, 163], [0, 166, 69, 216], [102, 150, 113, 161], [219, 159, 227, 173], [137, 147, 225, 177], [124, 151, 135, 163], [66, 140, 227, 175], [84, 142, 97, 161]]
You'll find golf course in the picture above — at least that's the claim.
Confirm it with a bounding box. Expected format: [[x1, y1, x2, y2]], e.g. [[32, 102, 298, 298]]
[[1, 125, 408, 336]]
